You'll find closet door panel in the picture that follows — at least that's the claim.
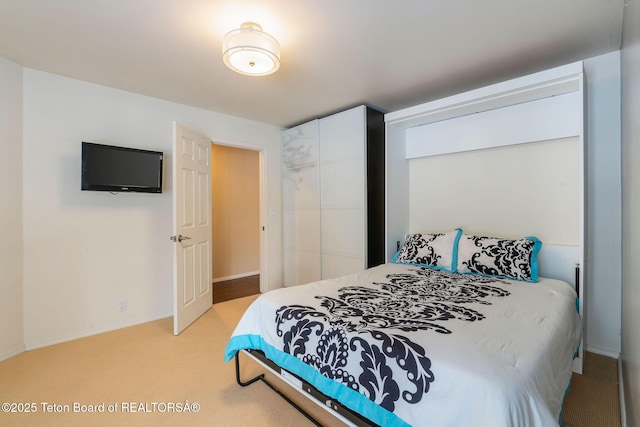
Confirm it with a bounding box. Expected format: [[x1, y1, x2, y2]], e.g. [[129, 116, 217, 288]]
[[321, 208, 365, 257], [283, 105, 383, 284], [283, 120, 321, 287], [322, 254, 365, 280], [320, 159, 364, 208], [284, 249, 321, 287], [319, 107, 365, 163], [283, 121, 319, 168], [283, 209, 321, 253], [283, 165, 319, 210], [319, 106, 366, 278]]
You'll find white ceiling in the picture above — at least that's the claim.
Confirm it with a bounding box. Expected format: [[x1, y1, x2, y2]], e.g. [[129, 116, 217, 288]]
[[0, 0, 624, 128]]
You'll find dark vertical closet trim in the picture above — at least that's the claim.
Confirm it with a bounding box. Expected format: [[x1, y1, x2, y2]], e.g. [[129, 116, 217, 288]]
[[366, 107, 385, 268]]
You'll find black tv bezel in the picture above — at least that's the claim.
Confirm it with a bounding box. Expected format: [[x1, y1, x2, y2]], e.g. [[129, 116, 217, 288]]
[[81, 142, 164, 194]]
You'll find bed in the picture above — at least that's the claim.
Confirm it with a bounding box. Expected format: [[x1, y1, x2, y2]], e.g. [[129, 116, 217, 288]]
[[224, 231, 582, 427]]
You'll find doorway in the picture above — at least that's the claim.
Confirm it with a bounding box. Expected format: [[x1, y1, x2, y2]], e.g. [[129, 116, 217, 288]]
[[210, 143, 262, 303]]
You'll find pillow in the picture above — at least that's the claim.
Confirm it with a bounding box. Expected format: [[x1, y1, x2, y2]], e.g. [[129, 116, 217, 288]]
[[392, 229, 461, 272], [456, 234, 542, 282]]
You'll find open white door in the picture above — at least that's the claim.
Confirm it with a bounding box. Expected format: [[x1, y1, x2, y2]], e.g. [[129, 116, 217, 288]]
[[172, 122, 212, 335]]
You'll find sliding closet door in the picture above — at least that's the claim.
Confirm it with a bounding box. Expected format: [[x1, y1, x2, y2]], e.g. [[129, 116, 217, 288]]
[[282, 121, 321, 286], [282, 106, 384, 285], [319, 107, 366, 279]]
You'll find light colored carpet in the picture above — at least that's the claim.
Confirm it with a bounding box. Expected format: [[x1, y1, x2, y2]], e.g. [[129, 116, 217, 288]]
[[0, 296, 336, 427], [0, 295, 620, 426], [562, 352, 621, 427]]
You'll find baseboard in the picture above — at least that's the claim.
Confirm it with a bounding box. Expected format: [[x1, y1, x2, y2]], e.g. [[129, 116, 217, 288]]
[[0, 343, 26, 362], [619, 357, 627, 427], [585, 345, 620, 359], [213, 271, 260, 283], [24, 312, 172, 352]]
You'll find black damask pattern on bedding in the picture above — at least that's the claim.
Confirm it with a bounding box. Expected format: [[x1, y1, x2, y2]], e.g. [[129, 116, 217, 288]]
[[274, 267, 510, 412]]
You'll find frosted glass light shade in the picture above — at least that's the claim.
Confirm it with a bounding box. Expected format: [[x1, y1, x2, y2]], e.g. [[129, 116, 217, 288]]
[[222, 22, 280, 76]]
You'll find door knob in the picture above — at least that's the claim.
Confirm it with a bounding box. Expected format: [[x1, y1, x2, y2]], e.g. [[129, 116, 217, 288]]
[[170, 234, 191, 242]]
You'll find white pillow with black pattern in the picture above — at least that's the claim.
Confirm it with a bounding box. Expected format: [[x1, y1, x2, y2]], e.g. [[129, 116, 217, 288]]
[[392, 229, 461, 272], [456, 234, 542, 282]]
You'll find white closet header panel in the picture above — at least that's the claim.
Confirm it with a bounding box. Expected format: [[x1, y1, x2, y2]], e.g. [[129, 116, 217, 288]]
[[405, 91, 582, 158], [386, 61, 583, 129]]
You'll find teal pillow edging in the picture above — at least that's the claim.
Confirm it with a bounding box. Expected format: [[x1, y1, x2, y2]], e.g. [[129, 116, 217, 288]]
[[450, 228, 463, 272], [224, 334, 409, 427], [526, 236, 542, 282]]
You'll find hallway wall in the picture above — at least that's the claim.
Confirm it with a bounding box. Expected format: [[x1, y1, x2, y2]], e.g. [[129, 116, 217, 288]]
[[211, 144, 260, 280]]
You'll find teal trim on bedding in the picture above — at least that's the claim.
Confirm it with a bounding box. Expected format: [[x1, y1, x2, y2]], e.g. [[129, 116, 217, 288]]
[[451, 227, 463, 272], [558, 376, 573, 425], [526, 236, 542, 282], [224, 334, 410, 427]]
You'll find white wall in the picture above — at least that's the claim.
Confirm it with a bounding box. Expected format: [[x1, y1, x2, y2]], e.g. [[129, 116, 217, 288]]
[[0, 56, 24, 361], [583, 52, 622, 358], [621, 0, 640, 424], [22, 69, 283, 349], [408, 137, 581, 245]]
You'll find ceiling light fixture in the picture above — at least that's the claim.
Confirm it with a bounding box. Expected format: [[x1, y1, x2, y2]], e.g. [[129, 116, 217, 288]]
[[222, 22, 280, 76]]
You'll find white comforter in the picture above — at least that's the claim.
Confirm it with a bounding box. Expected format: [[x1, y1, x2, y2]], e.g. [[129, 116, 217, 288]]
[[225, 263, 581, 427]]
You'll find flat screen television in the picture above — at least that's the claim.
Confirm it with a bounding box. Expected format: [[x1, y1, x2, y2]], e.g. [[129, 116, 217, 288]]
[[81, 142, 163, 193]]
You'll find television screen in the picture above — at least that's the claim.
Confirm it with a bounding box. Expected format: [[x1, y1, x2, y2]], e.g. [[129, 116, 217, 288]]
[[81, 142, 163, 193]]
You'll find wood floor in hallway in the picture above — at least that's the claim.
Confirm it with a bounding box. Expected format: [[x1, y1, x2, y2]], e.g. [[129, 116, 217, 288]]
[[213, 274, 260, 304]]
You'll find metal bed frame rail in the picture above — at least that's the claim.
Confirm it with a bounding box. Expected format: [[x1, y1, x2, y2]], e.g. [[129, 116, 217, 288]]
[[235, 349, 378, 427]]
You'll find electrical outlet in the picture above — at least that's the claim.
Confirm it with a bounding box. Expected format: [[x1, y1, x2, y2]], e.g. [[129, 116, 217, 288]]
[[116, 299, 127, 312]]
